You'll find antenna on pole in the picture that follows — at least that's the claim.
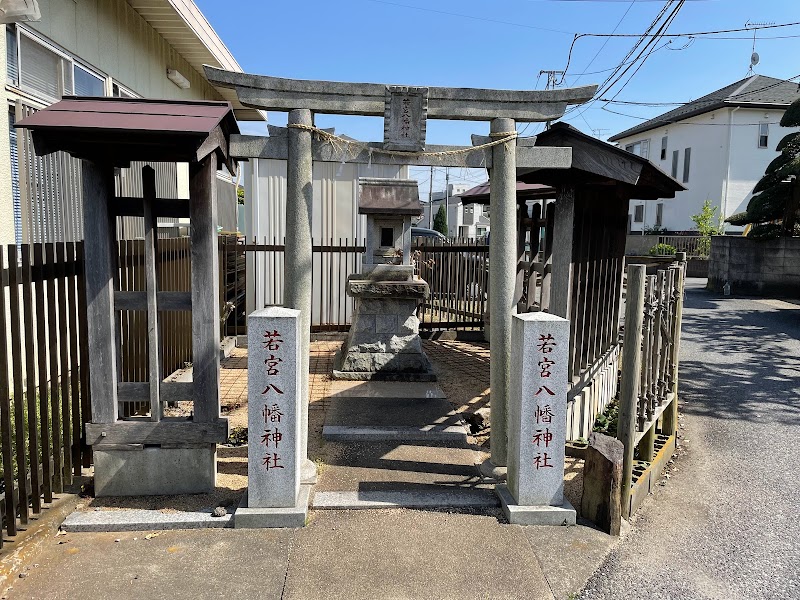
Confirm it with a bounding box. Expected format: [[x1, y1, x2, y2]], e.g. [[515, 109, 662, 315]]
[[744, 20, 773, 75]]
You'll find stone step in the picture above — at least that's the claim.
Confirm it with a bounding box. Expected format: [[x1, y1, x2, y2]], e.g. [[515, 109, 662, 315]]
[[322, 395, 468, 443], [322, 425, 467, 443], [312, 489, 498, 510], [327, 381, 446, 400]]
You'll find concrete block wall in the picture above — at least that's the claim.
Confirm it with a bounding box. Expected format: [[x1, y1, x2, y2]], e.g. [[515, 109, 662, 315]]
[[625, 235, 661, 256], [708, 236, 800, 296]]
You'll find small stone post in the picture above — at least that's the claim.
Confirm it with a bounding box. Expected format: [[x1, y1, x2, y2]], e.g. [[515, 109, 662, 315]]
[[236, 307, 310, 528], [285, 108, 316, 485], [484, 117, 517, 477], [497, 312, 576, 525]]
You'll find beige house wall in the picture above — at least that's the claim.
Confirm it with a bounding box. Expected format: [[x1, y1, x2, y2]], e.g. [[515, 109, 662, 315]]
[[27, 0, 224, 101]]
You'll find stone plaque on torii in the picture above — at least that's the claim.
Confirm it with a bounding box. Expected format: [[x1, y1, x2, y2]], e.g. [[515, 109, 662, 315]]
[[205, 65, 596, 484]]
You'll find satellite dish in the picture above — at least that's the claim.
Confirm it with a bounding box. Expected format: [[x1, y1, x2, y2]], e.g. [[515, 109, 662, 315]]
[[750, 52, 760, 67], [0, 0, 40, 24]]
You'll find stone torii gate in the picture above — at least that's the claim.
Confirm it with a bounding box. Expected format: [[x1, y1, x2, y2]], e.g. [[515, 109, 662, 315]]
[[206, 66, 597, 477]]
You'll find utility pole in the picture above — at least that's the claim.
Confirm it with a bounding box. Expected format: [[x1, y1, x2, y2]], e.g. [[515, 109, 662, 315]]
[[539, 70, 565, 130], [428, 165, 434, 229]]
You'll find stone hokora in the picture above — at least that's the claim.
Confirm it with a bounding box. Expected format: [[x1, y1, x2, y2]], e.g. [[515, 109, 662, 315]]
[[333, 178, 435, 381]]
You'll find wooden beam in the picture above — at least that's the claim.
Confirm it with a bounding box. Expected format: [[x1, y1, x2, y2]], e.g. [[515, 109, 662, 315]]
[[115, 291, 192, 312], [81, 161, 119, 424], [112, 197, 190, 219], [190, 154, 221, 423], [142, 166, 161, 422], [549, 185, 575, 319], [85, 419, 229, 446], [117, 382, 194, 403], [205, 66, 596, 122]]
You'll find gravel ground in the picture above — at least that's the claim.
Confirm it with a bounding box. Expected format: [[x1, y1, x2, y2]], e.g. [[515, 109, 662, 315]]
[[580, 279, 800, 600]]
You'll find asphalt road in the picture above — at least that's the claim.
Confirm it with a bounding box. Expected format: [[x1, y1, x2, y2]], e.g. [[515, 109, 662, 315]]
[[580, 279, 800, 600]]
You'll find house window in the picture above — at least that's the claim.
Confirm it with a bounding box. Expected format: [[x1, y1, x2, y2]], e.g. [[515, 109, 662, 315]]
[[660, 136, 668, 160], [683, 148, 691, 183], [74, 64, 105, 96], [10, 26, 113, 102], [112, 82, 138, 98], [671, 150, 679, 178], [633, 204, 644, 223], [758, 123, 769, 148], [655, 203, 663, 227], [624, 140, 650, 159]]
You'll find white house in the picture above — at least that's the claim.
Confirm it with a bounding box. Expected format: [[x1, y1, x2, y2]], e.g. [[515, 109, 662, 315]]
[[609, 75, 800, 234], [1, 0, 263, 244], [420, 183, 490, 239]]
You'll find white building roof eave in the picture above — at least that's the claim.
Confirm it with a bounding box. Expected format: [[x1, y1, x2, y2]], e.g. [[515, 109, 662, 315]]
[[126, 0, 265, 121]]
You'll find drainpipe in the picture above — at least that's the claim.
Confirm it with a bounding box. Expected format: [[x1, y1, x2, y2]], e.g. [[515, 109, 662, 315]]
[[722, 107, 740, 223]]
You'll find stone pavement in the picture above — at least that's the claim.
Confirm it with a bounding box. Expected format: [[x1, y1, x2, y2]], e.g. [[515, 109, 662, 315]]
[[579, 280, 800, 600], [5, 335, 618, 600]]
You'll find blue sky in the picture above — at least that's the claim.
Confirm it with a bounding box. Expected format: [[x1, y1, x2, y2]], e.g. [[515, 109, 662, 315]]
[[195, 0, 800, 192]]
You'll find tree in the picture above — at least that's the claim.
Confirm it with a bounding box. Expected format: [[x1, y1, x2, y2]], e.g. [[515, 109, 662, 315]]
[[725, 96, 800, 239], [237, 186, 245, 205], [433, 204, 448, 237], [691, 199, 721, 256]]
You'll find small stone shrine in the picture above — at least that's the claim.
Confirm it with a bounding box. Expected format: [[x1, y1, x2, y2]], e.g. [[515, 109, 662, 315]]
[[333, 178, 435, 381]]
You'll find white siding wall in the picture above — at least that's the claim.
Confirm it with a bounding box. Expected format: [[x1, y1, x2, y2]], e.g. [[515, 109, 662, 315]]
[[618, 106, 800, 233], [724, 108, 800, 224]]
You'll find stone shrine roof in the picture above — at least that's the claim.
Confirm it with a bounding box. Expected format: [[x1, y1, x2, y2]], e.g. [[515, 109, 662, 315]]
[[358, 178, 423, 216]]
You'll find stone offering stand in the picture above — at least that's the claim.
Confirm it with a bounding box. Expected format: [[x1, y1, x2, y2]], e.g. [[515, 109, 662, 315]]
[[333, 178, 435, 381]]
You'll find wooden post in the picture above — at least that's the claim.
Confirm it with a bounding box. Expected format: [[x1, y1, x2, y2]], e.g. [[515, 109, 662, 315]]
[[142, 166, 161, 421], [662, 252, 686, 436], [618, 264, 645, 519], [81, 161, 119, 424], [549, 185, 575, 319], [189, 154, 220, 423]]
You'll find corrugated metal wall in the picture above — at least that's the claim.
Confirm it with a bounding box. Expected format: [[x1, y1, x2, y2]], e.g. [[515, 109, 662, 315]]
[[243, 159, 408, 325]]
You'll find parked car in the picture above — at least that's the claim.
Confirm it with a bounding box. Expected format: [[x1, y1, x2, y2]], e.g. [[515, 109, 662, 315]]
[[411, 227, 448, 245]]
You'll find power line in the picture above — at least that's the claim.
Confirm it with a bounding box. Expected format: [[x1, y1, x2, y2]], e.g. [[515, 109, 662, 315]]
[[570, 0, 637, 86]]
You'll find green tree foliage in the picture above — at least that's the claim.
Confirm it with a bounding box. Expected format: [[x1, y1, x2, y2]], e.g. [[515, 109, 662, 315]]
[[433, 204, 448, 236], [725, 96, 800, 237], [648, 242, 677, 256], [691, 199, 721, 256], [237, 186, 245, 205]]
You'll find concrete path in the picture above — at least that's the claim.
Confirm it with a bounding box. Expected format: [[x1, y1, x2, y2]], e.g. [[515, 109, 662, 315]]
[[7, 510, 616, 600], [580, 280, 800, 600]]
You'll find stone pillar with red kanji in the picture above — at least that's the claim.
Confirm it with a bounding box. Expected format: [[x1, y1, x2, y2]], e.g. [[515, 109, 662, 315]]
[[498, 311, 576, 525], [247, 307, 302, 509]]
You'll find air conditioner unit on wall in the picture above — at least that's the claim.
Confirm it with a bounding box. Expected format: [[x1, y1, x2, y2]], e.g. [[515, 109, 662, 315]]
[[0, 0, 40, 23]]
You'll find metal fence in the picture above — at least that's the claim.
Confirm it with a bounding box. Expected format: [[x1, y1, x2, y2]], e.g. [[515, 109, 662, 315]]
[[658, 235, 705, 258], [0, 243, 90, 547], [618, 255, 686, 518]]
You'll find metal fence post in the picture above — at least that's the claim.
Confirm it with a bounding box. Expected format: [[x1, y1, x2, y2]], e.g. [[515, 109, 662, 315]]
[[662, 252, 686, 436], [618, 264, 646, 519]]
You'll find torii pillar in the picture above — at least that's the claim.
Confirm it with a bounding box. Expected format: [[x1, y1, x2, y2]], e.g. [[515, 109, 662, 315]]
[[205, 65, 596, 476]]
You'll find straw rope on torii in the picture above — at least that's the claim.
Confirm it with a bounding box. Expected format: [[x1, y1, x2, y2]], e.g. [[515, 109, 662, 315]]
[[286, 122, 520, 164]]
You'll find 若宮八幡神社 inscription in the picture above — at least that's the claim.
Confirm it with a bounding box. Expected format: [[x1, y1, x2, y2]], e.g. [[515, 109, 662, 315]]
[[384, 86, 428, 152], [506, 312, 572, 514], [248, 308, 301, 508]]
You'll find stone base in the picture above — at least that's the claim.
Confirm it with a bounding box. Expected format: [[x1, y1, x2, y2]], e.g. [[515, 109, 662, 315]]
[[93, 446, 216, 497], [478, 458, 508, 482], [360, 264, 414, 281], [234, 486, 311, 529], [301, 458, 318, 485], [331, 369, 437, 382], [496, 484, 577, 526]]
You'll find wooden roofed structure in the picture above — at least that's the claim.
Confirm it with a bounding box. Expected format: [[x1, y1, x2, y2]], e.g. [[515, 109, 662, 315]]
[[16, 97, 239, 496]]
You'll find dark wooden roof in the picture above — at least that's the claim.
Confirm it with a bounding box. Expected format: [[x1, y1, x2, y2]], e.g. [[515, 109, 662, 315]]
[[460, 181, 555, 204], [15, 97, 239, 170], [358, 178, 422, 216], [519, 122, 685, 200]]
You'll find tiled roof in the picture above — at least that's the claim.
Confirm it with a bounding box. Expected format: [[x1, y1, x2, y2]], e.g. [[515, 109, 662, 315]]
[[608, 75, 800, 141]]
